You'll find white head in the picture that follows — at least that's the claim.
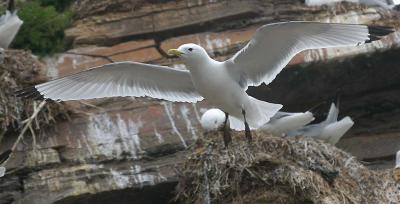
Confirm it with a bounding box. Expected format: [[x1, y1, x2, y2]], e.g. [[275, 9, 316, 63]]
[[168, 43, 211, 65], [200, 108, 226, 132]]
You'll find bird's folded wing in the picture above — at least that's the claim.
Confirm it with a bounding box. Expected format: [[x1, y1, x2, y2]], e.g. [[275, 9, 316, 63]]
[[226, 21, 394, 88], [272, 111, 299, 120], [16, 62, 204, 102]]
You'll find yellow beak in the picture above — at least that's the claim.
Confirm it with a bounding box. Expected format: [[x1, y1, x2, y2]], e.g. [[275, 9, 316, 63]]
[[167, 49, 184, 57]]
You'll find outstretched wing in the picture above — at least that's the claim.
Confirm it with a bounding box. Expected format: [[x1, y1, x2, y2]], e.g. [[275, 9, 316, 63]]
[[17, 61, 203, 103], [226, 21, 394, 88]]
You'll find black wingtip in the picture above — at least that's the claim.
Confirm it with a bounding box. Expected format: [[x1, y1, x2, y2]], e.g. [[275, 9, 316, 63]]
[[0, 149, 12, 165], [366, 25, 395, 43], [15, 86, 46, 101], [7, 0, 15, 13]]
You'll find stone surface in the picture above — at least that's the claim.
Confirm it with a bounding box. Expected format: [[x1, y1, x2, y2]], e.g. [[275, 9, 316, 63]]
[[43, 40, 161, 78], [66, 0, 260, 46], [0, 98, 209, 203], [1, 1, 400, 203]]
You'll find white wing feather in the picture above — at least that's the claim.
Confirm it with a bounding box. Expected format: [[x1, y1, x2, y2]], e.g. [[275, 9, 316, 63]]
[[30, 62, 203, 102], [226, 21, 392, 88]]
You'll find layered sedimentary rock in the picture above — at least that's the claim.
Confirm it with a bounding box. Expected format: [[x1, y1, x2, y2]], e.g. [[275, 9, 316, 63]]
[[0, 1, 399, 203]]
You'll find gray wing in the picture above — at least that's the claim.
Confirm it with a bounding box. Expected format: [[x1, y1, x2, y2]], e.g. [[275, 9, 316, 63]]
[[226, 21, 394, 88], [286, 123, 323, 137], [286, 102, 341, 137], [270, 111, 299, 120], [17, 61, 204, 102]]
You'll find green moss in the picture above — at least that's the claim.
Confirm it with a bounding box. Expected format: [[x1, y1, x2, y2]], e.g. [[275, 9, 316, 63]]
[[11, 1, 72, 56], [35, 0, 74, 12]]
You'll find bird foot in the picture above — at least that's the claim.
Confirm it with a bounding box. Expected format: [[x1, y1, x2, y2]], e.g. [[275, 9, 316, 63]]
[[223, 125, 232, 148], [222, 112, 232, 148], [245, 123, 252, 143]]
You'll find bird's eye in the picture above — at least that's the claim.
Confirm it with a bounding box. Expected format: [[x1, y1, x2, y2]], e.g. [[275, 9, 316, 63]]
[[188, 48, 193, 52]]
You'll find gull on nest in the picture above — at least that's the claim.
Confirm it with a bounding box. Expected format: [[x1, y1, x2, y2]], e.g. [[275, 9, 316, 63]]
[[305, 0, 400, 9], [287, 103, 354, 145], [0, 0, 23, 49], [17, 21, 393, 146], [200, 108, 315, 136]]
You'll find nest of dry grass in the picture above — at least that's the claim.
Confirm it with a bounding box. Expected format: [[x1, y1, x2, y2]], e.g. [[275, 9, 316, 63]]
[[176, 132, 400, 204], [0, 50, 68, 139]]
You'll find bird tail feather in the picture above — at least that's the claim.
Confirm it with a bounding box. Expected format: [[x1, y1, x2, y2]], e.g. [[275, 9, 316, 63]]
[[322, 116, 354, 144], [229, 97, 282, 130], [325, 103, 339, 123]]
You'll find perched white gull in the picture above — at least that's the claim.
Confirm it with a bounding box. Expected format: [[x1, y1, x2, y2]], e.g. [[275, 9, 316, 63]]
[[261, 111, 315, 136], [17, 22, 393, 144], [200, 108, 315, 136], [0, 0, 23, 49], [305, 0, 399, 9], [396, 150, 400, 169], [287, 103, 354, 145]]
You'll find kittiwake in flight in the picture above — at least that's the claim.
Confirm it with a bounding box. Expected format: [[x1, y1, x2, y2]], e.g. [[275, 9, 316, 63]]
[[0, 0, 23, 49], [16, 21, 393, 145], [287, 103, 354, 145]]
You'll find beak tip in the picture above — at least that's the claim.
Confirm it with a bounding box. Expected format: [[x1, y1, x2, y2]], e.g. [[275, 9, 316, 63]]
[[167, 49, 182, 57]]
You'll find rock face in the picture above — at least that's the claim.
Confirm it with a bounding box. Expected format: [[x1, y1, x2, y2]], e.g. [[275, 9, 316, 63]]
[[66, 0, 261, 45], [0, 1, 400, 203]]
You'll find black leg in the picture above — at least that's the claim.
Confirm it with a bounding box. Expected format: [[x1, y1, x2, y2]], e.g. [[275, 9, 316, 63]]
[[242, 109, 252, 142], [223, 112, 232, 147]]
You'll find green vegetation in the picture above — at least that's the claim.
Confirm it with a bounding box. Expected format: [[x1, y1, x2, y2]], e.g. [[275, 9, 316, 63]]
[[36, 0, 74, 12], [1, 0, 74, 56]]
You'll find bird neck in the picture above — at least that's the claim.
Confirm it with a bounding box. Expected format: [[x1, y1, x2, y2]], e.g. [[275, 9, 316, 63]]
[[184, 55, 220, 72]]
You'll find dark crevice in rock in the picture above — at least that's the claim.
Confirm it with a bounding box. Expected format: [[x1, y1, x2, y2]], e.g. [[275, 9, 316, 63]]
[[54, 181, 178, 204], [96, 11, 261, 47], [362, 154, 396, 163], [145, 143, 186, 158]]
